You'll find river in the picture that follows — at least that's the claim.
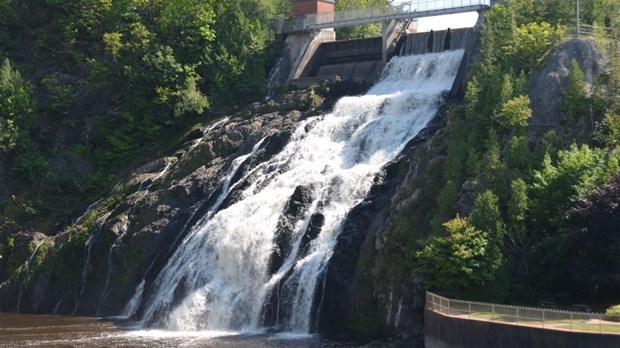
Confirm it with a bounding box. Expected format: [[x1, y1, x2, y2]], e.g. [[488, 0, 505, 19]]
[[0, 313, 356, 347]]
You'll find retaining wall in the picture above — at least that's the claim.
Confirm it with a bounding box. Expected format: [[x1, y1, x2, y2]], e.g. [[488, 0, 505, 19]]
[[425, 309, 620, 348]]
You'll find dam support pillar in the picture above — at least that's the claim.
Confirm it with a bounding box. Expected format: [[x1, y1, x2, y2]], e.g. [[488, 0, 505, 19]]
[[382, 19, 416, 68], [382, 19, 401, 66], [267, 0, 336, 93]]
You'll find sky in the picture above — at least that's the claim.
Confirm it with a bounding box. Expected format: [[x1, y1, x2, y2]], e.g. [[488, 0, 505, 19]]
[[389, 0, 481, 32], [415, 12, 479, 32]]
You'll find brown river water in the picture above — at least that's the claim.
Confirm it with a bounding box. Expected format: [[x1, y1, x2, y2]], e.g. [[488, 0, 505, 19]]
[[0, 313, 356, 347]]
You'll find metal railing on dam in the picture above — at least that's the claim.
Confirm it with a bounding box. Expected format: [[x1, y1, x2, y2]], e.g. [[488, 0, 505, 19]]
[[272, 0, 492, 34], [426, 292, 620, 335]]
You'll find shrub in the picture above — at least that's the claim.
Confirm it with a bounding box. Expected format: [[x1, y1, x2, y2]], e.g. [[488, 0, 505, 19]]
[[605, 305, 620, 322]]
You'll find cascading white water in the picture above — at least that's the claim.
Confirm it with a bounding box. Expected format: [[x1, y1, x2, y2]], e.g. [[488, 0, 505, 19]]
[[137, 50, 465, 333], [16, 240, 46, 312]]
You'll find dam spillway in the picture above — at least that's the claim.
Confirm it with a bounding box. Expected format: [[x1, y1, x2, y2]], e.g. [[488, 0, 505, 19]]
[[400, 28, 473, 56], [290, 27, 476, 88]]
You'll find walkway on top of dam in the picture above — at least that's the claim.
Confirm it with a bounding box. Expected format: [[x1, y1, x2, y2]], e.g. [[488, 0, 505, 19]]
[[274, 0, 492, 34]]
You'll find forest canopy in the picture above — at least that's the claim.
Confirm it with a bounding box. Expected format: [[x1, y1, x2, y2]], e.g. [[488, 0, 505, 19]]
[[412, 0, 620, 304], [0, 0, 291, 229]]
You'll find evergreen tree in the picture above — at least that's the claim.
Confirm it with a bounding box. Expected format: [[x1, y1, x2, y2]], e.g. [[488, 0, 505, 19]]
[[563, 59, 589, 121]]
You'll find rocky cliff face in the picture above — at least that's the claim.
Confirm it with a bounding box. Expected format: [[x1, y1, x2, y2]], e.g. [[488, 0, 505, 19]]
[[528, 39, 607, 139]]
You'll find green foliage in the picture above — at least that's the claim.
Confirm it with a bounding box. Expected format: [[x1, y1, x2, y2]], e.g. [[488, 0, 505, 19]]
[[563, 59, 589, 121], [528, 145, 620, 286], [40, 76, 74, 116], [505, 0, 537, 26], [470, 190, 505, 242], [569, 174, 620, 297], [335, 0, 389, 39], [594, 110, 620, 146], [413, 1, 620, 302], [508, 22, 564, 73], [506, 135, 532, 171], [0, 58, 32, 151], [507, 178, 528, 234], [605, 305, 620, 322], [417, 213, 502, 292], [417, 215, 490, 290], [497, 95, 532, 128], [0, 0, 291, 228], [477, 129, 504, 192], [536, 0, 575, 25], [533, 145, 619, 210], [506, 178, 529, 279], [420, 191, 506, 291]]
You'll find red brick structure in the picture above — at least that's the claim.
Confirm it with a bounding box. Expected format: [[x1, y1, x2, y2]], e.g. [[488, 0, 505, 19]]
[[293, 0, 335, 17]]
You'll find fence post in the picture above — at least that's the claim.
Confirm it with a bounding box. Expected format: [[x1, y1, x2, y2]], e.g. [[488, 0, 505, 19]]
[[599, 313, 602, 334], [468, 302, 471, 319], [491, 304, 495, 321], [516, 308, 519, 326], [542, 309, 545, 328], [570, 312, 573, 332]]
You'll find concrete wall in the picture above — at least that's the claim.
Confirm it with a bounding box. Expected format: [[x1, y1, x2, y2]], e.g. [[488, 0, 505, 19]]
[[425, 309, 620, 348], [448, 14, 484, 99], [297, 37, 383, 83]]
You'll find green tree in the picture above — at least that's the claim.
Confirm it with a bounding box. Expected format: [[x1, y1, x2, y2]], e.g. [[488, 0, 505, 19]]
[[508, 22, 564, 73], [529, 145, 620, 287], [537, 0, 575, 25], [417, 215, 495, 290], [506, 178, 530, 282], [563, 59, 589, 121], [477, 129, 504, 192], [497, 95, 532, 129], [0, 58, 32, 151], [569, 174, 620, 297], [335, 0, 389, 39], [418, 191, 506, 293], [506, 135, 532, 171], [594, 110, 620, 146], [499, 73, 515, 107]]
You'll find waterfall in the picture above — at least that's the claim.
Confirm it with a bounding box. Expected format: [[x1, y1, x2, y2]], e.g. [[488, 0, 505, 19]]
[[122, 279, 145, 318], [136, 50, 465, 333], [16, 240, 46, 312], [400, 28, 472, 56]]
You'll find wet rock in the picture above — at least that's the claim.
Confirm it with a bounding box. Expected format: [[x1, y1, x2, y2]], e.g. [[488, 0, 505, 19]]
[[268, 185, 315, 275], [318, 110, 448, 339], [296, 213, 324, 259], [184, 128, 204, 143]]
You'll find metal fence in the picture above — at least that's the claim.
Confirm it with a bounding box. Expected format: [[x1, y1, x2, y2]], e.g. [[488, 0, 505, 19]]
[[569, 24, 620, 40], [272, 0, 491, 34], [426, 292, 620, 335], [566, 24, 620, 55]]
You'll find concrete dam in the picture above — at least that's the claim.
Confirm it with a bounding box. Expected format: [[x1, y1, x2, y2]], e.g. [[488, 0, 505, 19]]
[[270, 25, 481, 97], [267, 0, 489, 95], [300, 28, 474, 83]]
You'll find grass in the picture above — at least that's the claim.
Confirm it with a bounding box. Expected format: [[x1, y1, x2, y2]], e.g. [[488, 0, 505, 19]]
[[442, 309, 620, 335], [555, 323, 620, 334]]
